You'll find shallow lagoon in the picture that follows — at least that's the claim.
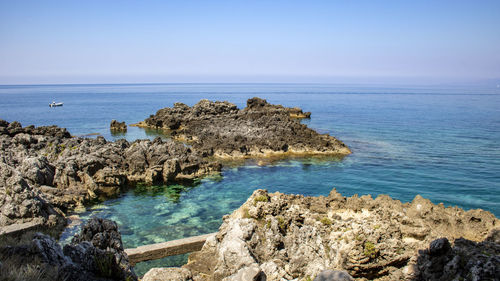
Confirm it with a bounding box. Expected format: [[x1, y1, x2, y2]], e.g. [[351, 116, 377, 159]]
[[1, 83, 499, 275]]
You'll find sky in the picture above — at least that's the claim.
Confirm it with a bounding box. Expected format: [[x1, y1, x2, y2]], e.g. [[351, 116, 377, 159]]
[[1, 0, 499, 85]]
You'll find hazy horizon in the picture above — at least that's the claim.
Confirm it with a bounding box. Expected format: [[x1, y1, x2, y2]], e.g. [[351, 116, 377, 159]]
[[1, 0, 500, 85]]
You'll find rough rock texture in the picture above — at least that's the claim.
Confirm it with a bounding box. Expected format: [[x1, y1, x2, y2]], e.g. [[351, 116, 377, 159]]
[[416, 235, 500, 281], [0, 218, 137, 281], [142, 267, 193, 281], [110, 120, 127, 132], [0, 162, 65, 229], [136, 97, 350, 158], [314, 270, 354, 281], [0, 120, 220, 228], [164, 189, 499, 281], [61, 217, 137, 281]]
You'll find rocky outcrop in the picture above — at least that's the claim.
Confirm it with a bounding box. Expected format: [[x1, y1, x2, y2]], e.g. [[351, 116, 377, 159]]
[[416, 235, 500, 281], [136, 97, 350, 158], [151, 189, 499, 281], [0, 163, 65, 230], [110, 120, 127, 132], [0, 218, 137, 281], [0, 120, 221, 229]]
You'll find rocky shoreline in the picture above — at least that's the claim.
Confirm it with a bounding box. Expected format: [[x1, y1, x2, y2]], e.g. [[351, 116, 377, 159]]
[[0, 119, 220, 230], [147, 189, 499, 281], [2, 189, 497, 281], [1, 97, 348, 231], [1, 98, 498, 280]]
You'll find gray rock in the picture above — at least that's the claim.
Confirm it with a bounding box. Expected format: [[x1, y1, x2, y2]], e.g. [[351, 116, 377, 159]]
[[0, 119, 221, 227], [429, 237, 450, 256], [0, 217, 137, 281], [313, 270, 353, 281], [142, 97, 351, 158], [224, 264, 267, 281], [417, 237, 500, 281], [110, 120, 127, 132], [181, 189, 499, 280], [142, 267, 193, 281]]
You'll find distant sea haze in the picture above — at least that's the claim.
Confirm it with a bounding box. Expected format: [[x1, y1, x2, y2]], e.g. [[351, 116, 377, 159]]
[[1, 83, 499, 275]]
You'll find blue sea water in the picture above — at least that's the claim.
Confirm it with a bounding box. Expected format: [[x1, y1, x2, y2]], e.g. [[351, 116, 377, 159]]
[[1, 83, 500, 275]]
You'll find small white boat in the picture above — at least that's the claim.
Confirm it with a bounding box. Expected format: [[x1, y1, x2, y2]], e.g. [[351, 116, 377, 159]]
[[49, 101, 63, 107]]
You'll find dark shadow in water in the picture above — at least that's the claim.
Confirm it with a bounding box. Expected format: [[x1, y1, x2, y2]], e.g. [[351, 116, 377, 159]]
[[219, 154, 347, 168], [110, 130, 127, 138], [143, 127, 170, 138], [132, 180, 202, 203]]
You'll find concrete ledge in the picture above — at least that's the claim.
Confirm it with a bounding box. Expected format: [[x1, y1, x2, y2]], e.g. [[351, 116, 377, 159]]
[[125, 233, 216, 265], [0, 221, 43, 237]]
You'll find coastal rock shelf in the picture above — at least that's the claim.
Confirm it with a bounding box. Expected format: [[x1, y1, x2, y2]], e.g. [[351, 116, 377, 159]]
[[152, 189, 499, 281], [133, 97, 351, 158], [0, 119, 220, 229]]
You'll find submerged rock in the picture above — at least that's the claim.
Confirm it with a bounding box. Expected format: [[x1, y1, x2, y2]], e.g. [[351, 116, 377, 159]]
[[138, 97, 350, 158], [146, 189, 499, 281]]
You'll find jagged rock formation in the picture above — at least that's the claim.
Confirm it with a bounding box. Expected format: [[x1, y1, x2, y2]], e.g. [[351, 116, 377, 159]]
[[0, 218, 137, 281], [1, 98, 349, 229], [0, 120, 221, 228], [134, 97, 350, 158], [0, 163, 65, 230], [110, 120, 127, 132], [154, 189, 499, 281], [416, 236, 500, 281]]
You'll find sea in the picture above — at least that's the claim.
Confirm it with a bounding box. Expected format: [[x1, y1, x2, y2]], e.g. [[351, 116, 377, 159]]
[[1, 83, 499, 275]]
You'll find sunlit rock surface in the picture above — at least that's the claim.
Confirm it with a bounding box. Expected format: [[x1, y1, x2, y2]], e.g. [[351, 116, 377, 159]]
[[146, 189, 499, 281]]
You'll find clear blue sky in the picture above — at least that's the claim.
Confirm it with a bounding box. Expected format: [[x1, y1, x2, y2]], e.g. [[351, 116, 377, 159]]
[[1, 0, 499, 84]]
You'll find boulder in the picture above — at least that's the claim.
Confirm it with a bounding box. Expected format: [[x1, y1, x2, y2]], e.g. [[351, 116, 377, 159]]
[[110, 120, 127, 132]]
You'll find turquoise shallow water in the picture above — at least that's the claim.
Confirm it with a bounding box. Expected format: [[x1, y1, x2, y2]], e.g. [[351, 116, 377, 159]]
[[1, 83, 500, 275]]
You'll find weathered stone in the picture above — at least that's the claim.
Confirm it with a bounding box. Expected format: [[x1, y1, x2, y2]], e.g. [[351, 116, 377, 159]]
[[139, 97, 350, 159], [0, 119, 221, 228], [417, 236, 500, 281], [64, 217, 138, 281], [224, 263, 267, 281], [110, 120, 127, 132], [174, 189, 499, 281], [0, 218, 137, 281], [142, 267, 193, 281], [429, 238, 451, 256], [313, 270, 354, 281]]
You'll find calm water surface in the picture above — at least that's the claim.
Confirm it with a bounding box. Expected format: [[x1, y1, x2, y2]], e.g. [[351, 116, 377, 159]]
[[1, 83, 499, 275]]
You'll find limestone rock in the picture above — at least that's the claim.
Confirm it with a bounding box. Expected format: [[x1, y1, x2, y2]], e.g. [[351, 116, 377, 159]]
[[141, 97, 350, 158], [0, 119, 221, 227], [313, 270, 354, 281], [179, 189, 499, 281], [142, 267, 193, 281], [0, 163, 64, 228], [110, 120, 127, 132]]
